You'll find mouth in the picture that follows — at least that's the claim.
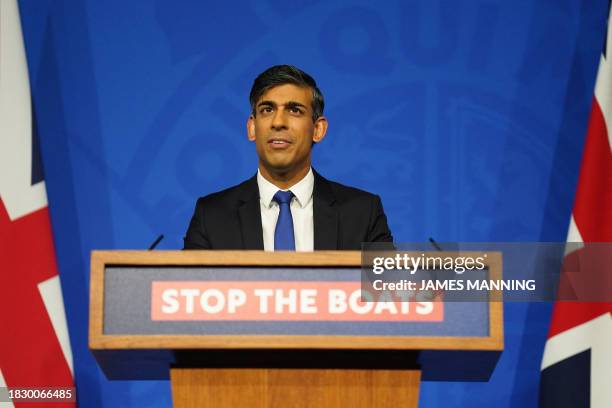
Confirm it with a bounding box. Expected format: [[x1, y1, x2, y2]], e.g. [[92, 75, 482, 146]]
[[268, 138, 292, 149]]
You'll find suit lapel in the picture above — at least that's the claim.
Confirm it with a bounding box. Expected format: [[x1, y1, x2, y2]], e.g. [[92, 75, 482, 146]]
[[237, 175, 264, 250], [313, 170, 338, 250]]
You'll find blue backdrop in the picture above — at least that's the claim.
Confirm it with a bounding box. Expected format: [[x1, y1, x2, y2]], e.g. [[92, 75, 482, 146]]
[[18, 0, 609, 406]]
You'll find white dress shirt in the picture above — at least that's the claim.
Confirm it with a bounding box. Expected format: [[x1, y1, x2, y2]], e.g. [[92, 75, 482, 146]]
[[257, 168, 314, 251]]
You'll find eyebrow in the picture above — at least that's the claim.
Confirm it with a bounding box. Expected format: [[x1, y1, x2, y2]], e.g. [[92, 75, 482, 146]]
[[257, 100, 308, 110], [257, 101, 275, 108], [285, 101, 307, 110]]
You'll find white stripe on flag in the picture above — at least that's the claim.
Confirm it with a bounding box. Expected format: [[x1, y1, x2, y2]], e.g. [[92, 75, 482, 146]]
[[594, 7, 612, 152], [0, 0, 47, 221], [541, 313, 612, 407], [566, 215, 584, 244], [0, 369, 15, 408], [38, 276, 74, 376]]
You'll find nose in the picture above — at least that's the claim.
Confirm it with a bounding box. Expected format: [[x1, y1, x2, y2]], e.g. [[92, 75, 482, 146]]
[[271, 109, 288, 130]]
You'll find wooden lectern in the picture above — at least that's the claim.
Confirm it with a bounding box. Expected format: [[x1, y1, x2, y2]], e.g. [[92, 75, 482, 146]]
[[89, 251, 503, 407]]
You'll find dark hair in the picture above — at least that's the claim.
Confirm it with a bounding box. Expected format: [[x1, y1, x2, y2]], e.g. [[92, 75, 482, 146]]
[[249, 65, 324, 122]]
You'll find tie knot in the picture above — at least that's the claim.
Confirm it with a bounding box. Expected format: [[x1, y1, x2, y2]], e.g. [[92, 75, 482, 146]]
[[273, 190, 294, 205]]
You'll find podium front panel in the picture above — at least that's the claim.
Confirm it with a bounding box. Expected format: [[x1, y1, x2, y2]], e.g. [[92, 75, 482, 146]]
[[89, 250, 503, 380]]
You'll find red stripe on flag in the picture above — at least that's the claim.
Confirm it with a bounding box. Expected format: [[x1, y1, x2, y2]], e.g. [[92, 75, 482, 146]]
[[547, 98, 612, 338], [0, 199, 74, 407], [573, 98, 612, 241], [547, 302, 612, 338]]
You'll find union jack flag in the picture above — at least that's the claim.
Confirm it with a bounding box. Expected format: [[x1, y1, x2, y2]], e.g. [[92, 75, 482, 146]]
[[0, 0, 75, 406], [540, 4, 612, 407]]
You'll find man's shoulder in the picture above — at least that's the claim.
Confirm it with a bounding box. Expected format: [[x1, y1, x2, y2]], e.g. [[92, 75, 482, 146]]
[[314, 171, 382, 207], [194, 171, 382, 208]]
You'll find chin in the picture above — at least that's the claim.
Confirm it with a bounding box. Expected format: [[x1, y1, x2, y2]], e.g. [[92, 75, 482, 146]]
[[264, 157, 293, 171], [267, 164, 293, 174]]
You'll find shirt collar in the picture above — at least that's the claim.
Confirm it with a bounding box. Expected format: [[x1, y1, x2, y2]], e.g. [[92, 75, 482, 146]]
[[257, 168, 314, 209]]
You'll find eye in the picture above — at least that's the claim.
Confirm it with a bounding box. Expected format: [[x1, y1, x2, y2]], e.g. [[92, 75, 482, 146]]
[[289, 107, 303, 114], [259, 106, 273, 114]]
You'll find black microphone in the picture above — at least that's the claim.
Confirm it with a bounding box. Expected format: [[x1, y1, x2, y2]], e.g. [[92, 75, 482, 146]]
[[428, 237, 442, 251], [148, 234, 164, 250]]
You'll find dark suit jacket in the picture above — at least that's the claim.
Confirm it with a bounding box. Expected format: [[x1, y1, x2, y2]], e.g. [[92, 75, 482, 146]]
[[183, 170, 393, 250]]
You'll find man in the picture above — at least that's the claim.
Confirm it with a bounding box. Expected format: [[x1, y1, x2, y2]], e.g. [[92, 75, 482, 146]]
[[184, 65, 392, 250]]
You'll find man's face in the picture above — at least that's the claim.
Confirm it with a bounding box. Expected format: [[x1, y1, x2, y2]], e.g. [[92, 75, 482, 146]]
[[247, 84, 327, 179]]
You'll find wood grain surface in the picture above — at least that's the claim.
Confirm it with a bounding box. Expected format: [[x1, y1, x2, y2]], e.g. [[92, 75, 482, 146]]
[[170, 368, 421, 408]]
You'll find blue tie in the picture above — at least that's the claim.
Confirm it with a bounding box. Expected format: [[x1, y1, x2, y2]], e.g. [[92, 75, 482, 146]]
[[273, 190, 295, 251]]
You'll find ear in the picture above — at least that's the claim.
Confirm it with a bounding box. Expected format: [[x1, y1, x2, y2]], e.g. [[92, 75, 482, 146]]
[[247, 115, 256, 142], [312, 116, 328, 144]]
